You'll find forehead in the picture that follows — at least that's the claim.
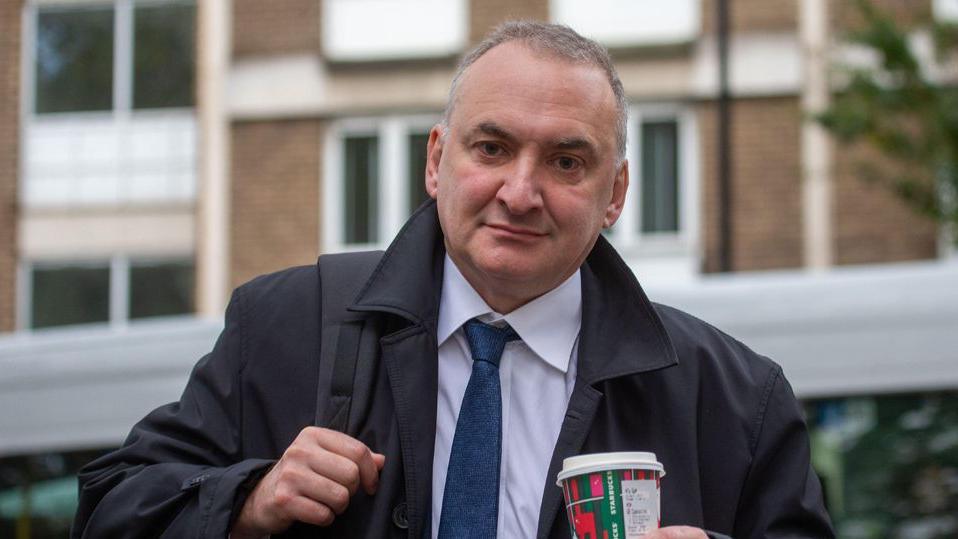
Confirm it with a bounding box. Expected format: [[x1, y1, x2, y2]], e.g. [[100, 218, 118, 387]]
[[450, 42, 618, 153]]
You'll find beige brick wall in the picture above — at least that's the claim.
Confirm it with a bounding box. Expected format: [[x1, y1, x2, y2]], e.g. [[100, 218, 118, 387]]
[[232, 0, 321, 58], [699, 97, 804, 273], [469, 0, 549, 44], [832, 0, 932, 33], [230, 120, 322, 290], [832, 142, 938, 265], [0, 0, 21, 333], [701, 0, 798, 34]]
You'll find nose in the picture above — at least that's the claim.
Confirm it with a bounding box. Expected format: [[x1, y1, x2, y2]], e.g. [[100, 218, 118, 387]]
[[496, 154, 543, 214]]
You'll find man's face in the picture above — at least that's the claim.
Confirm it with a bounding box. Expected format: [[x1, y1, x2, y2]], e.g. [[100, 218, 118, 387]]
[[426, 42, 628, 313]]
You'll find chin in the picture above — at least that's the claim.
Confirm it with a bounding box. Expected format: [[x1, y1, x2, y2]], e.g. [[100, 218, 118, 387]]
[[476, 259, 543, 285]]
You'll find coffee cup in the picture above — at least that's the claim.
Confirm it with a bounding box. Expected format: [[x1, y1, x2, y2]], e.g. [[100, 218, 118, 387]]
[[556, 451, 665, 539]]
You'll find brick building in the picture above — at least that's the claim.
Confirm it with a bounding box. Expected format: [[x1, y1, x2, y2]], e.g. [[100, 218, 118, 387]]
[[1, 0, 952, 331], [1, 1, 957, 536], [212, 0, 947, 307]]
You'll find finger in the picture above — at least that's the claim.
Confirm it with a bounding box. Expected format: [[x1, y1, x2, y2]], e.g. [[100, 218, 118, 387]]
[[313, 430, 381, 495], [304, 450, 363, 495], [279, 495, 337, 527], [354, 448, 381, 495], [373, 452, 386, 469], [293, 473, 354, 515], [645, 526, 708, 539]]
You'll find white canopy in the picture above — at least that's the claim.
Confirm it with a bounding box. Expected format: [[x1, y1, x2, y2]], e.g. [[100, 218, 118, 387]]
[[2, 259, 956, 456]]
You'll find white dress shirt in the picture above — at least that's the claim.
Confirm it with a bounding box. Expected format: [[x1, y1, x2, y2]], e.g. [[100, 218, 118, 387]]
[[431, 256, 580, 538]]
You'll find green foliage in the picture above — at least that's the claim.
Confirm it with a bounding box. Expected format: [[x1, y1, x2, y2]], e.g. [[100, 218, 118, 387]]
[[817, 0, 958, 242]]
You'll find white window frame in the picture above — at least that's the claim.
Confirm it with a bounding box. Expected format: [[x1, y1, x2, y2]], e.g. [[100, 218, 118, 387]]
[[16, 254, 195, 332], [609, 104, 700, 260], [323, 114, 441, 252], [23, 0, 194, 121], [20, 0, 197, 209]]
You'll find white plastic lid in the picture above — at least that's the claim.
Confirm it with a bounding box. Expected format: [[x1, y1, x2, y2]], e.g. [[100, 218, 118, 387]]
[[556, 451, 665, 485]]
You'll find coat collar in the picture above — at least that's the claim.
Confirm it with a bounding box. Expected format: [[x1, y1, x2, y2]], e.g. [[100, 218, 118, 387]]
[[349, 200, 679, 381]]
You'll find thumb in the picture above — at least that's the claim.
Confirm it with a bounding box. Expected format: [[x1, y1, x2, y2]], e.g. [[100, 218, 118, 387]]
[[373, 452, 386, 469]]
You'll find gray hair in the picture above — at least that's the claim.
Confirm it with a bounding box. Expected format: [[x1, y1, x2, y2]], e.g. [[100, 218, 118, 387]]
[[442, 21, 628, 162]]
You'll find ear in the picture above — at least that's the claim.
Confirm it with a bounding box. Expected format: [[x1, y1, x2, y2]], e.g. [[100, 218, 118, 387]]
[[603, 160, 629, 228], [425, 124, 445, 199]]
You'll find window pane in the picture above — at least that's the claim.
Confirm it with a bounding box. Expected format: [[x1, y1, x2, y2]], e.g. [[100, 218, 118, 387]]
[[35, 7, 114, 113], [344, 136, 379, 244], [408, 133, 430, 214], [129, 261, 194, 319], [640, 120, 679, 233], [31, 265, 110, 328], [806, 392, 958, 539], [133, 2, 196, 109]]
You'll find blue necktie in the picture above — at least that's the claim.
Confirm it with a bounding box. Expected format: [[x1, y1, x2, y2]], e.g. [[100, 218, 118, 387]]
[[438, 318, 520, 538]]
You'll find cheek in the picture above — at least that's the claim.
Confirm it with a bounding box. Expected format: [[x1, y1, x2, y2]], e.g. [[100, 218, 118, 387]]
[[447, 168, 498, 212], [546, 187, 608, 229]]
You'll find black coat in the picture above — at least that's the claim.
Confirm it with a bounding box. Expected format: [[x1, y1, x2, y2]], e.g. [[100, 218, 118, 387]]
[[73, 203, 833, 538]]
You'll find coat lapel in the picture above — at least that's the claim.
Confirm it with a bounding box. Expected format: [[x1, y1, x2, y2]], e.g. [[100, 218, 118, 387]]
[[536, 238, 680, 537], [536, 382, 603, 538], [381, 325, 439, 538], [350, 202, 446, 537]]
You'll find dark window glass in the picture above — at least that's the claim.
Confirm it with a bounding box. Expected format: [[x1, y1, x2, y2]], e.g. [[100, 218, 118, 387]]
[[344, 136, 379, 244], [0, 448, 113, 538], [31, 265, 110, 328], [35, 7, 114, 113], [408, 133, 431, 214], [133, 2, 195, 109], [640, 120, 679, 233], [805, 392, 958, 539], [129, 261, 194, 319]]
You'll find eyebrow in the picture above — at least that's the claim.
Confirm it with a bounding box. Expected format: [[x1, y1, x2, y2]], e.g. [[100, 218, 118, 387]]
[[470, 121, 517, 144], [553, 137, 598, 159], [469, 121, 599, 159]]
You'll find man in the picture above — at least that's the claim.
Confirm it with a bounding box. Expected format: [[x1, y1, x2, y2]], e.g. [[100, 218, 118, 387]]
[[73, 22, 833, 539]]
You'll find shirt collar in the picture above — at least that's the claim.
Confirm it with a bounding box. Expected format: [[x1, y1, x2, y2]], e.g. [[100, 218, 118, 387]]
[[437, 255, 581, 374]]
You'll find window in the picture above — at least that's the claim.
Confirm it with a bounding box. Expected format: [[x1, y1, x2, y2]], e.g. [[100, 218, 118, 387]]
[[550, 0, 699, 48], [25, 257, 194, 330], [129, 260, 194, 319], [408, 133, 432, 212], [344, 136, 380, 244], [324, 116, 437, 250], [323, 0, 466, 61], [641, 120, 679, 234], [23, 1, 197, 208], [35, 6, 114, 113], [606, 106, 697, 256], [805, 392, 958, 539], [132, 2, 195, 109], [33, 0, 195, 114], [31, 264, 110, 329]]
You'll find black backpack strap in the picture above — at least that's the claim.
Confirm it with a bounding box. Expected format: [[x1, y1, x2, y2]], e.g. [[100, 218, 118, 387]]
[[315, 250, 384, 432]]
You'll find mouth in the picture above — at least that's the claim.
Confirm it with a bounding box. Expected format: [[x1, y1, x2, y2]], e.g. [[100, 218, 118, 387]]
[[485, 223, 547, 239]]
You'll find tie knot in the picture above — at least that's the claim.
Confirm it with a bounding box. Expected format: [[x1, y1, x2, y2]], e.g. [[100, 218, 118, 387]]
[[462, 318, 519, 367]]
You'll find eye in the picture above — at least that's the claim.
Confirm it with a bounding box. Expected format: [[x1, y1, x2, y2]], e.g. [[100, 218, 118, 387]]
[[477, 141, 504, 157], [554, 155, 582, 172]]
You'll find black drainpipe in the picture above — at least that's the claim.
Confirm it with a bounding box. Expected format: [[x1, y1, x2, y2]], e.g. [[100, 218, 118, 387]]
[[717, 0, 733, 272]]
